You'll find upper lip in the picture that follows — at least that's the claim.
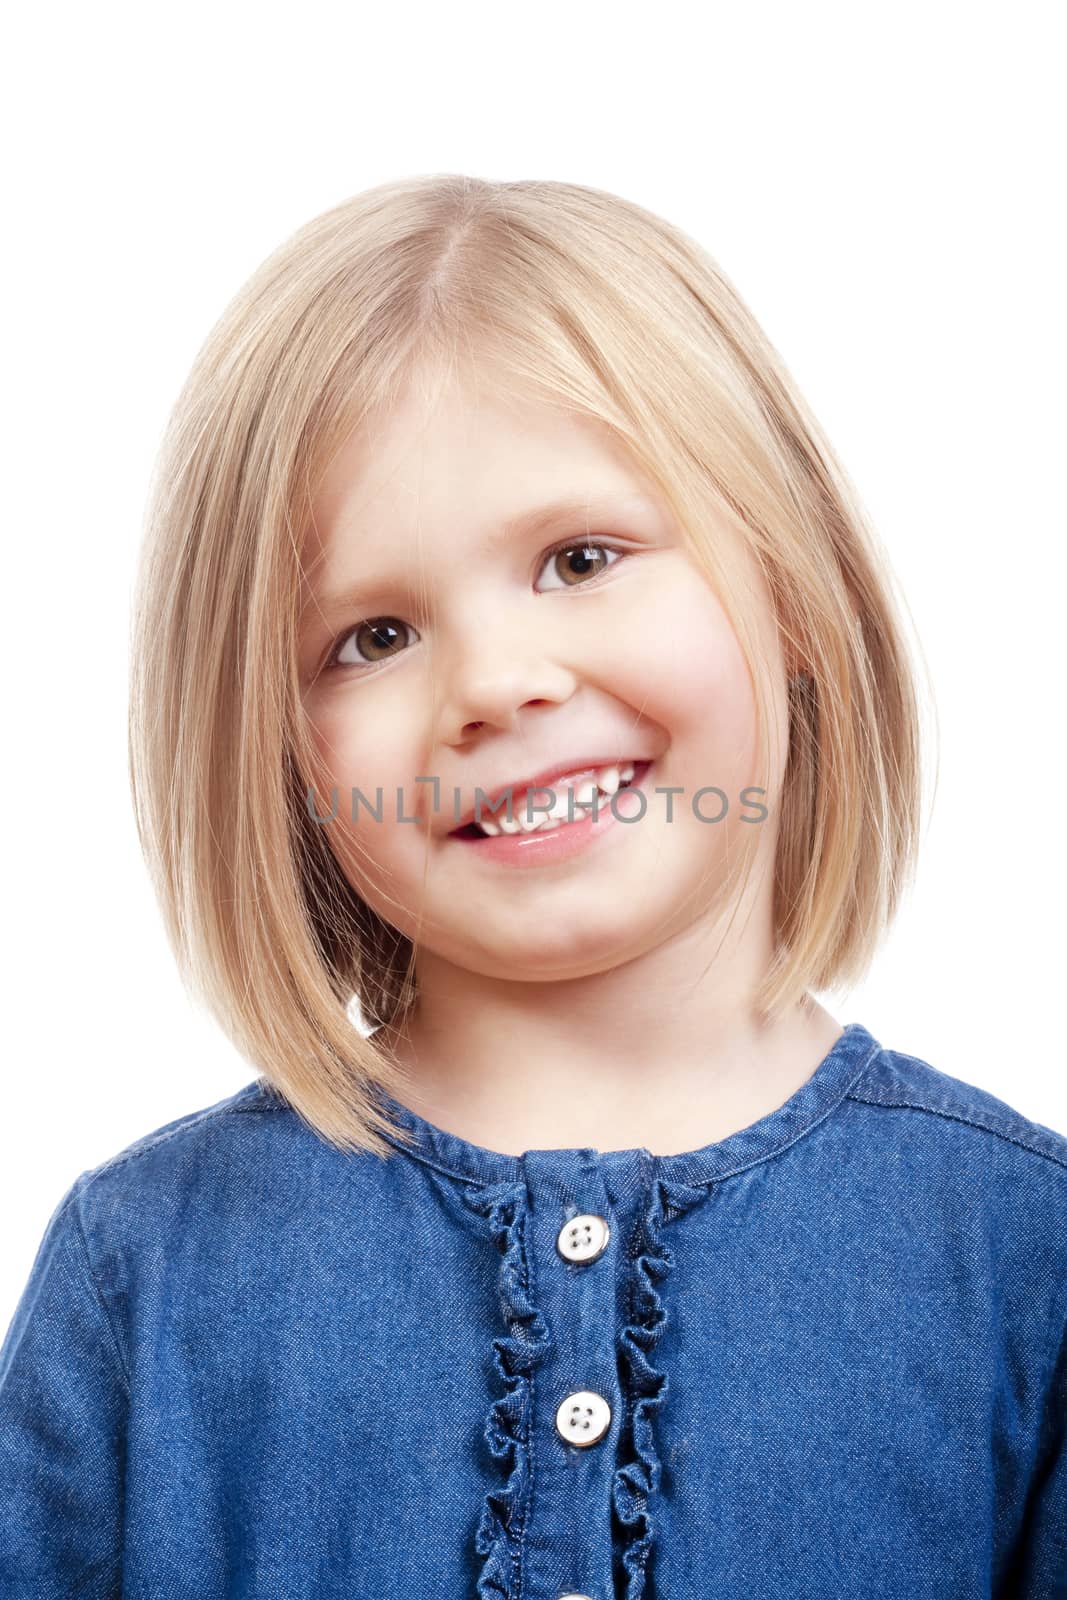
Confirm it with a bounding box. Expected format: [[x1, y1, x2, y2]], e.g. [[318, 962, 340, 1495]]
[[446, 754, 649, 833]]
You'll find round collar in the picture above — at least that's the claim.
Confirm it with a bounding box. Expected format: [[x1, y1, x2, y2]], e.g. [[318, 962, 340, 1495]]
[[368, 1021, 884, 1189]]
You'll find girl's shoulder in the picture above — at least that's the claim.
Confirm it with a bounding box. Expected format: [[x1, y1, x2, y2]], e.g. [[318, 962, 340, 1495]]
[[839, 1033, 1067, 1304], [850, 1035, 1067, 1173], [49, 1078, 333, 1249], [90, 1078, 278, 1168], [70, 1077, 288, 1192]]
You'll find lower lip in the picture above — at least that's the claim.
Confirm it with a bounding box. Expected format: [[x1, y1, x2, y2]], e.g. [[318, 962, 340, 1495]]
[[446, 761, 656, 868]]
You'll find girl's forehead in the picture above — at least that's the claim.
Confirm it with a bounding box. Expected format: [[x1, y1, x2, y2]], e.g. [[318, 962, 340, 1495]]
[[309, 383, 661, 554]]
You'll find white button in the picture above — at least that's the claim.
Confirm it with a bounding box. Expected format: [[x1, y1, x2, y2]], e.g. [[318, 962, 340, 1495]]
[[556, 1212, 610, 1264], [555, 1389, 612, 1447]]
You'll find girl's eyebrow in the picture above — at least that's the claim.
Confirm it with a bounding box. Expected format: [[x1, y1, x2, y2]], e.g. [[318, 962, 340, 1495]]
[[308, 490, 664, 619]]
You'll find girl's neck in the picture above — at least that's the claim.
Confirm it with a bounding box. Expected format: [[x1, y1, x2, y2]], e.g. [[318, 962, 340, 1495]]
[[374, 951, 843, 1159]]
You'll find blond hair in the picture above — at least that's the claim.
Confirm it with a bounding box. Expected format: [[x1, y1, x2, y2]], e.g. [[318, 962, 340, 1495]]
[[128, 174, 935, 1159]]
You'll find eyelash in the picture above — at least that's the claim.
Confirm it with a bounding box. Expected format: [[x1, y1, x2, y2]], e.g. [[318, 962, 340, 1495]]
[[321, 536, 628, 674]]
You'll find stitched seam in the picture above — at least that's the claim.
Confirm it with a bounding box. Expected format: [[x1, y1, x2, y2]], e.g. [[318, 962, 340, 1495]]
[[671, 1089, 879, 1191], [375, 1042, 884, 1193], [666, 1035, 886, 1191], [380, 1138, 511, 1190], [87, 1087, 507, 1194], [74, 1098, 277, 1192], [844, 1090, 1067, 1173], [372, 1128, 517, 1188], [70, 1187, 132, 1395]]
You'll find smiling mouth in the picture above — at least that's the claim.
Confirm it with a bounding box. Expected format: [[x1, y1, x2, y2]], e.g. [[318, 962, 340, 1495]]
[[450, 760, 652, 840]]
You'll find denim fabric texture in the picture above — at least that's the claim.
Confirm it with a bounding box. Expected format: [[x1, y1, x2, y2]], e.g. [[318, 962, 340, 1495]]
[[1, 1020, 1065, 1598]]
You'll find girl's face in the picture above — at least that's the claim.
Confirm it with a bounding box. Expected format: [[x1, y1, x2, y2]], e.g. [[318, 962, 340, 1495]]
[[298, 371, 791, 983]]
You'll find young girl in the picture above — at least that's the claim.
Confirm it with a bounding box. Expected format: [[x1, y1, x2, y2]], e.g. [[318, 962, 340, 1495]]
[[1, 175, 1063, 1599]]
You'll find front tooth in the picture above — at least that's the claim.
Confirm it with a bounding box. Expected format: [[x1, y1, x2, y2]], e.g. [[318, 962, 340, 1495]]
[[620, 762, 635, 782], [498, 812, 523, 835], [547, 789, 581, 821], [574, 778, 598, 805], [597, 765, 621, 796]]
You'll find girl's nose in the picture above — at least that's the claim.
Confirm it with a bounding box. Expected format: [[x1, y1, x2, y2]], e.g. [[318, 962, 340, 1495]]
[[435, 647, 578, 743]]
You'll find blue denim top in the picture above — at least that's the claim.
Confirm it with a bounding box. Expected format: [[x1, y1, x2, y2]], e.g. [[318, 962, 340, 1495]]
[[1, 1021, 1065, 1598]]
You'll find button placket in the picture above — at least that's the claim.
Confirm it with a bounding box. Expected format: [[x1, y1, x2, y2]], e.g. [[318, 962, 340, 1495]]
[[521, 1150, 646, 1600], [554, 1212, 613, 1460], [552, 1202, 614, 1459]]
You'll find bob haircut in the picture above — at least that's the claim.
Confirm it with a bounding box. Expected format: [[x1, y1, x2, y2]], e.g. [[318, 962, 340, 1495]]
[[128, 174, 934, 1160]]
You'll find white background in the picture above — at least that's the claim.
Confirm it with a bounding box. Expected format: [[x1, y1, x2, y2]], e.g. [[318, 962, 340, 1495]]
[[2, 1, 1064, 1331]]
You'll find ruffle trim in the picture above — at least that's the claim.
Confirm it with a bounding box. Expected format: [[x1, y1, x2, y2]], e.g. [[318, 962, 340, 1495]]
[[460, 1177, 555, 1599], [612, 1174, 712, 1599], [457, 1168, 710, 1599]]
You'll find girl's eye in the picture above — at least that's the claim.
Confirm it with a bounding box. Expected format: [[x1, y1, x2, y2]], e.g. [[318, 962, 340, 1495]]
[[534, 538, 624, 592], [329, 617, 416, 671], [323, 539, 625, 672]]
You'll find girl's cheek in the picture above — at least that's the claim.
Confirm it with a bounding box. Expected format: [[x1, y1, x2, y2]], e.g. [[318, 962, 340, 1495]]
[[307, 689, 391, 769], [639, 574, 755, 738], [302, 700, 409, 835]]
